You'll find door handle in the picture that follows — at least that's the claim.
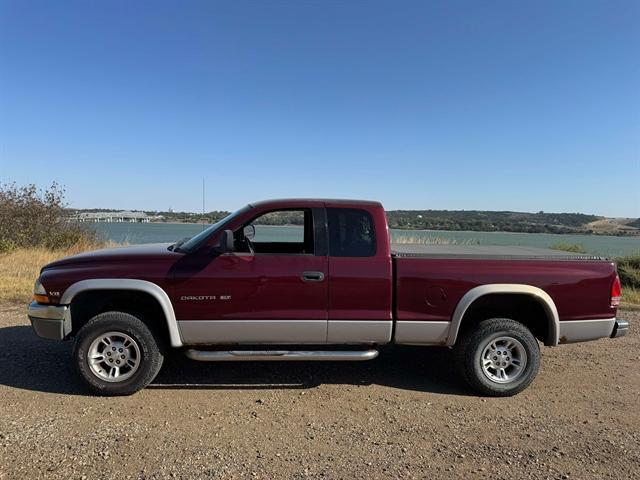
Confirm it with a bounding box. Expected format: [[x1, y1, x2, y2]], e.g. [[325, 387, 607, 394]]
[[301, 271, 325, 282]]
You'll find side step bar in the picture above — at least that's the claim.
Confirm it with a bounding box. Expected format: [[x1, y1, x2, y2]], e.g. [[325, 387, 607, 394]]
[[184, 349, 379, 362]]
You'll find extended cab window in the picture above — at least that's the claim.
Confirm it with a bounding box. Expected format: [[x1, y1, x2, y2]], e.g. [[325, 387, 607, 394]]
[[327, 208, 376, 257], [235, 209, 314, 255]]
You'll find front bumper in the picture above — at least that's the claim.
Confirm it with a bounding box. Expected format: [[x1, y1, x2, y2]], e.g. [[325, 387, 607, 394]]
[[611, 319, 629, 339], [27, 302, 71, 340]]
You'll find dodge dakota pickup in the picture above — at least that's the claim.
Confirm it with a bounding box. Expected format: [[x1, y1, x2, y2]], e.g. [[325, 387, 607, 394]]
[[28, 199, 628, 396]]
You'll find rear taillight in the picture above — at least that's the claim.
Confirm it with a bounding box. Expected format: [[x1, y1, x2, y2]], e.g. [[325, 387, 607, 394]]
[[610, 275, 621, 307]]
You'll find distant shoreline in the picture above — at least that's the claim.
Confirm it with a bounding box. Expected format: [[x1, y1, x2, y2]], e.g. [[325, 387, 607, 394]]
[[73, 208, 640, 237], [85, 221, 640, 238]]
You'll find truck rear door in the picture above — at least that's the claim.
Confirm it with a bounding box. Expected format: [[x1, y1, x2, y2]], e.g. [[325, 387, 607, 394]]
[[326, 205, 393, 344]]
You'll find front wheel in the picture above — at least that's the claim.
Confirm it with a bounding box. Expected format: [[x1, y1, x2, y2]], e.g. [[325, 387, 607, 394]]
[[455, 318, 540, 397], [73, 312, 164, 396]]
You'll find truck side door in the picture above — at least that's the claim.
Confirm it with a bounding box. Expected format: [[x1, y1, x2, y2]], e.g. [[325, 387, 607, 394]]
[[326, 206, 393, 344], [173, 207, 328, 344]]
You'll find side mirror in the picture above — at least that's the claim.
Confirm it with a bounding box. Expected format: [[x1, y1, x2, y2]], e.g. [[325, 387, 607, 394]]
[[243, 224, 255, 240], [215, 230, 235, 253]]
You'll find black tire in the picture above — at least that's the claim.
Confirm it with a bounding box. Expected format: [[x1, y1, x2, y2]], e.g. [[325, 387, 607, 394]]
[[73, 311, 164, 396], [455, 318, 540, 397]]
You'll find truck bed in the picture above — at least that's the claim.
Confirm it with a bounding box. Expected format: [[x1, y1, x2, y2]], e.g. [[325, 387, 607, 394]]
[[392, 244, 616, 323], [391, 244, 605, 261]]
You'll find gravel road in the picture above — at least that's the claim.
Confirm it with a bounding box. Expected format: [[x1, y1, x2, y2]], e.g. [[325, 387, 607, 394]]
[[0, 304, 638, 479]]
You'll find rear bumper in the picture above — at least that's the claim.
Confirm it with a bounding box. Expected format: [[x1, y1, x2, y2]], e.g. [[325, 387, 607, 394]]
[[611, 319, 629, 339], [27, 302, 71, 341]]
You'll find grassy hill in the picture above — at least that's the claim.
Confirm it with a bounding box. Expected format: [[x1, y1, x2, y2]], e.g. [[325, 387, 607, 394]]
[[386, 210, 603, 234], [627, 218, 640, 229]]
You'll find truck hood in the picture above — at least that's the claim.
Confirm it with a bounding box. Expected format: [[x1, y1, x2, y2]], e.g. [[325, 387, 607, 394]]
[[43, 243, 181, 270]]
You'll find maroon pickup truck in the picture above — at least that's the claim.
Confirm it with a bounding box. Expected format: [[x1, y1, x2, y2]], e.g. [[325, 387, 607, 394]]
[[28, 199, 628, 396]]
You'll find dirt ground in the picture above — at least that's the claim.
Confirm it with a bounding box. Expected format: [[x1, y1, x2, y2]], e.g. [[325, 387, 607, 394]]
[[0, 304, 638, 480]]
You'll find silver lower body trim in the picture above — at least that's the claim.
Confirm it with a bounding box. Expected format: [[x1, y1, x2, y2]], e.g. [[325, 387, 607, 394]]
[[185, 349, 379, 362], [179, 319, 394, 345], [394, 320, 450, 345], [178, 320, 327, 345], [558, 317, 616, 344], [327, 320, 392, 344]]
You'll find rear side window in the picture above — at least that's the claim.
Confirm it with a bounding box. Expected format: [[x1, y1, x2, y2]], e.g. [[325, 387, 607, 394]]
[[327, 208, 376, 257]]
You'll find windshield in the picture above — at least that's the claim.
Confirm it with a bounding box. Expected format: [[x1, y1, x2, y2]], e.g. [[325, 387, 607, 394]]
[[177, 205, 250, 252]]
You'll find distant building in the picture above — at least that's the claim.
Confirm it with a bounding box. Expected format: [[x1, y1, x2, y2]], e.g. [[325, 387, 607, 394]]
[[77, 211, 150, 223]]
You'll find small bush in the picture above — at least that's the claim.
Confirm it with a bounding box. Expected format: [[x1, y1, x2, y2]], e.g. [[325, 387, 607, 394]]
[[0, 239, 17, 252], [0, 182, 97, 251], [617, 255, 640, 289], [550, 242, 587, 254]]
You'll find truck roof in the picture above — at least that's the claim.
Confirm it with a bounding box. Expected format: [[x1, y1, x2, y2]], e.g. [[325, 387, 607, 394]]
[[249, 198, 383, 209]]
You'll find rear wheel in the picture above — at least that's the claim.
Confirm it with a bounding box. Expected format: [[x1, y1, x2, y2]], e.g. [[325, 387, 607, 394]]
[[455, 318, 540, 396], [73, 311, 164, 396]]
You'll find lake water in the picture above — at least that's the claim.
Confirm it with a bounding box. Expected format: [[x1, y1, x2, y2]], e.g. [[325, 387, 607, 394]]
[[89, 222, 640, 257]]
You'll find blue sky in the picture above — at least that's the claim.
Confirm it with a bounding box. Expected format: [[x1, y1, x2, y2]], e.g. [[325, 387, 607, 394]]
[[1, 1, 638, 216]]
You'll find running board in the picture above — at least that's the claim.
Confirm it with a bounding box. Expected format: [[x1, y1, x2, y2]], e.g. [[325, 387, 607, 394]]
[[184, 349, 379, 362]]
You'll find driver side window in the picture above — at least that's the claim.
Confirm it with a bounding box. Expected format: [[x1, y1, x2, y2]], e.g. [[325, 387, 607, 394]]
[[234, 209, 314, 255]]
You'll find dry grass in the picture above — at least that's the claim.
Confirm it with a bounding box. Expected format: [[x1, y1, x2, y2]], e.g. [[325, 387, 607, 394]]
[[392, 235, 479, 245], [0, 240, 116, 304], [622, 288, 640, 309]]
